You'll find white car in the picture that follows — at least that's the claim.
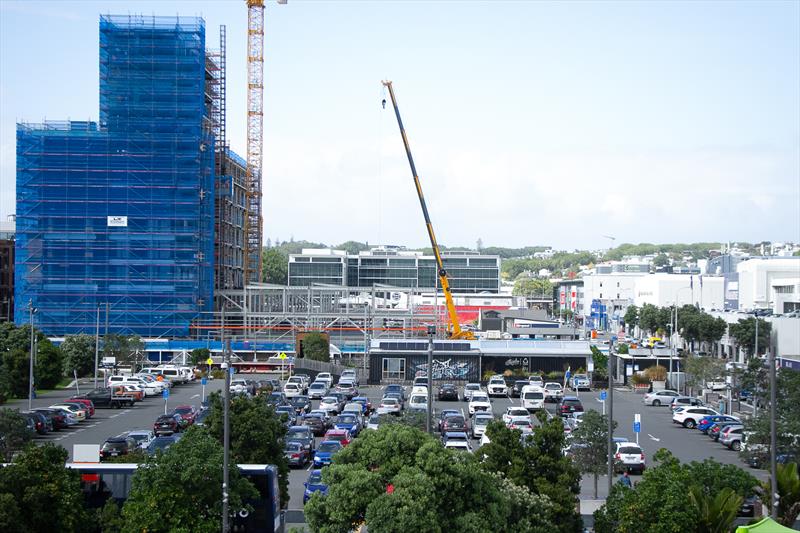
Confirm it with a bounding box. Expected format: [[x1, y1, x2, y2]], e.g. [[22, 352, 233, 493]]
[[50, 403, 86, 421], [366, 414, 381, 431], [229, 379, 249, 395], [614, 441, 646, 474], [137, 374, 168, 392], [528, 376, 544, 389], [462, 383, 482, 402], [643, 389, 680, 406], [507, 417, 534, 436], [124, 429, 155, 450], [408, 393, 428, 412], [319, 396, 341, 414], [315, 372, 333, 388], [378, 397, 402, 414], [444, 440, 473, 453], [283, 383, 302, 399], [286, 376, 307, 393], [468, 392, 492, 416], [340, 369, 359, 386], [308, 382, 329, 399], [672, 407, 719, 429], [543, 382, 563, 403], [487, 375, 508, 397], [471, 413, 494, 439], [521, 385, 545, 411], [502, 407, 530, 426]]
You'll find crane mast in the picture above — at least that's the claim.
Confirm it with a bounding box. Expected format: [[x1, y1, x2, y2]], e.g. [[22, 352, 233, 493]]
[[381, 81, 474, 340]]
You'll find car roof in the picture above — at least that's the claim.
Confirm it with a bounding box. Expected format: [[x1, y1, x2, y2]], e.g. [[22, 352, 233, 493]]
[[319, 440, 342, 446], [444, 431, 469, 438], [562, 396, 580, 401]]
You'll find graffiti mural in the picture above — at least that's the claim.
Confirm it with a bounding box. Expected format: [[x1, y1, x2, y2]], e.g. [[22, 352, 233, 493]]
[[413, 358, 474, 380]]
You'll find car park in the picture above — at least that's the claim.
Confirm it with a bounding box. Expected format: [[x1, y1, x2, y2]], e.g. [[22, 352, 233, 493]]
[[521, 385, 545, 412], [308, 382, 329, 399], [437, 383, 459, 401], [543, 382, 564, 403], [303, 469, 329, 503], [285, 440, 311, 468], [471, 413, 494, 439], [313, 440, 343, 467], [643, 389, 680, 406], [468, 392, 491, 416], [614, 441, 646, 474], [462, 383, 482, 402], [558, 396, 584, 417], [100, 436, 138, 461], [570, 374, 590, 391], [487, 375, 508, 397], [672, 407, 719, 429]]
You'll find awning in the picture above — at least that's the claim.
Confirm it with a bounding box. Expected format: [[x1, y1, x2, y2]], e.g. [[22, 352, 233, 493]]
[[735, 517, 797, 533]]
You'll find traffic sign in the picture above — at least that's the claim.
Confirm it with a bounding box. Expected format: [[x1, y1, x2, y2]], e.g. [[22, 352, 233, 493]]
[[206, 357, 214, 366], [201, 377, 207, 386], [599, 390, 607, 401], [278, 352, 287, 360], [229, 366, 235, 375], [162, 389, 169, 399], [633, 421, 641, 433]]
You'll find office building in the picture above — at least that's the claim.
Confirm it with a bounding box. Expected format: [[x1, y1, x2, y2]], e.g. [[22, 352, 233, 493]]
[[0, 218, 14, 322]]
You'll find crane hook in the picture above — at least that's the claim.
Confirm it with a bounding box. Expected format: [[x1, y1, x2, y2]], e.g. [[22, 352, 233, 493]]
[[381, 98, 386, 109]]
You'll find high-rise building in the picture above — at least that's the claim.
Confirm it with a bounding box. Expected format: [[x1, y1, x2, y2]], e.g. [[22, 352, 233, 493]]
[[14, 15, 244, 337]]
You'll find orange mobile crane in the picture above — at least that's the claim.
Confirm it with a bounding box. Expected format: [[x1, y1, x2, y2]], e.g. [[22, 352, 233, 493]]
[[381, 81, 475, 340]]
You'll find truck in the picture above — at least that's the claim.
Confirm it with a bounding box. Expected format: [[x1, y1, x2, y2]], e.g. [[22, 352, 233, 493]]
[[78, 387, 135, 409]]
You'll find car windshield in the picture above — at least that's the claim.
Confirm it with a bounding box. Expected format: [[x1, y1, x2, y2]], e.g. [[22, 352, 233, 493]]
[[524, 391, 544, 398], [285, 442, 302, 452], [288, 428, 309, 437], [308, 471, 323, 484], [319, 442, 341, 452], [369, 415, 380, 424], [382, 398, 398, 405], [150, 438, 174, 451], [174, 407, 192, 414], [128, 433, 149, 443], [508, 409, 527, 416], [472, 394, 488, 401], [103, 441, 126, 450], [475, 417, 492, 426], [310, 383, 325, 389], [466, 384, 480, 390], [564, 400, 581, 406], [322, 397, 336, 403], [156, 416, 173, 423], [338, 415, 356, 424]]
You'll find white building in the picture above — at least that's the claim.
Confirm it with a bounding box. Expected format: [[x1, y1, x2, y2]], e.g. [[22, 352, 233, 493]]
[[634, 274, 725, 311], [736, 258, 800, 312], [709, 311, 800, 365], [582, 272, 645, 322]]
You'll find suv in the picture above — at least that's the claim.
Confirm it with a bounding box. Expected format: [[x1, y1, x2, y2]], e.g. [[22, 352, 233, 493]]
[[614, 441, 646, 474], [153, 414, 181, 436], [543, 382, 564, 403], [287, 425, 315, 453], [340, 369, 359, 387], [558, 396, 584, 417], [643, 389, 680, 406], [719, 425, 744, 450], [672, 407, 719, 429], [487, 375, 508, 397], [462, 383, 482, 402], [468, 392, 492, 416], [438, 384, 459, 401], [521, 385, 545, 412], [669, 396, 705, 411], [570, 374, 590, 391], [100, 436, 138, 461]]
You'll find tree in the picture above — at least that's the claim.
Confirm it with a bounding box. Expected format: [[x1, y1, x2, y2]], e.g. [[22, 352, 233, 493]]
[[512, 278, 553, 297], [729, 317, 771, 356], [623, 305, 639, 333], [638, 304, 669, 335], [204, 393, 290, 506], [335, 241, 370, 255], [0, 322, 48, 354], [190, 347, 211, 366], [478, 417, 582, 532], [103, 334, 145, 369], [570, 410, 616, 498], [301, 332, 330, 362], [761, 462, 800, 527], [261, 247, 288, 284], [120, 426, 257, 533], [35, 342, 64, 389], [60, 334, 96, 377], [683, 355, 725, 394], [0, 408, 33, 461], [652, 254, 670, 267], [687, 485, 742, 533], [0, 443, 89, 532], [590, 345, 608, 380], [0, 349, 30, 398]]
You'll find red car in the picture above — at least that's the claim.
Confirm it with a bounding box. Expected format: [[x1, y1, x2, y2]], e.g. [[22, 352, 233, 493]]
[[323, 428, 352, 447], [173, 405, 198, 426], [67, 397, 95, 418]]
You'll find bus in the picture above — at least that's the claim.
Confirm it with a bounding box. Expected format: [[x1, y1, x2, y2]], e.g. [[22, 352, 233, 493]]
[[66, 462, 282, 532]]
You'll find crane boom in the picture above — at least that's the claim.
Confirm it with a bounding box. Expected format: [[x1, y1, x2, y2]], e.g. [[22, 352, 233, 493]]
[[381, 80, 474, 340]]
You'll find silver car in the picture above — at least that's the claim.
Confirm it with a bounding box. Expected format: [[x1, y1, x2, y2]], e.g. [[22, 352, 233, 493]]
[[643, 389, 680, 406], [719, 425, 744, 450]]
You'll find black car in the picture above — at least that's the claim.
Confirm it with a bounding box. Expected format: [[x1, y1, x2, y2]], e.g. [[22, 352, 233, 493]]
[[510, 380, 532, 398], [287, 425, 315, 452], [437, 384, 459, 401], [276, 405, 297, 426], [301, 414, 328, 437], [290, 396, 312, 415], [100, 436, 137, 461], [558, 397, 584, 417], [267, 392, 287, 407]]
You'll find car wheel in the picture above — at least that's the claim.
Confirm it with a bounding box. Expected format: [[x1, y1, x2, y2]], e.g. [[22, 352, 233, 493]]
[[652, 400, 661, 406], [731, 441, 741, 451], [683, 419, 696, 429]]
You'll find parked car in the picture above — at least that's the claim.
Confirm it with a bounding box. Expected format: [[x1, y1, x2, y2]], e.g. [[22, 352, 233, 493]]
[[614, 441, 646, 474], [285, 440, 311, 468], [334, 413, 362, 437], [266, 391, 288, 407], [444, 439, 473, 453], [290, 396, 312, 415], [49, 403, 86, 422], [709, 420, 742, 442], [672, 407, 719, 429], [303, 469, 329, 503], [502, 407, 530, 426], [543, 382, 564, 403], [172, 405, 198, 427], [643, 389, 680, 406], [719, 425, 744, 450], [521, 385, 546, 412], [323, 429, 352, 447], [230, 379, 251, 396], [441, 414, 469, 434], [378, 397, 402, 415], [487, 375, 508, 397], [510, 379, 532, 398], [408, 393, 428, 412], [100, 436, 137, 461], [66, 397, 96, 417], [146, 435, 181, 455], [286, 376, 308, 394], [315, 373, 334, 388], [507, 417, 534, 437], [23, 411, 50, 434], [669, 396, 705, 411], [153, 414, 181, 436], [438, 384, 459, 401], [340, 369, 359, 387], [570, 374, 591, 391], [78, 387, 134, 408], [334, 380, 358, 400], [276, 405, 297, 426], [30, 409, 62, 431], [313, 440, 343, 467], [123, 429, 155, 450], [462, 383, 482, 402], [308, 382, 329, 399], [468, 392, 492, 416], [471, 413, 494, 439], [558, 396, 585, 417], [286, 425, 315, 453], [383, 383, 406, 401], [351, 396, 372, 415], [319, 396, 342, 415], [301, 413, 328, 437], [382, 392, 405, 409], [697, 415, 740, 434]]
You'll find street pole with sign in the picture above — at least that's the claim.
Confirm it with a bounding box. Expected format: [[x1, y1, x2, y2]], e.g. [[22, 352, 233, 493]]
[[426, 325, 435, 434], [607, 337, 615, 495], [633, 413, 641, 445], [769, 337, 777, 519], [221, 305, 231, 533], [94, 305, 100, 389], [28, 300, 36, 411], [163, 388, 169, 414]]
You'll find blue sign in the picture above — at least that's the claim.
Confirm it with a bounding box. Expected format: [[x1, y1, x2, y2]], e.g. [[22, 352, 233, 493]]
[[201, 377, 207, 386], [229, 366, 235, 376], [600, 390, 607, 401], [633, 421, 641, 433], [162, 389, 169, 399]]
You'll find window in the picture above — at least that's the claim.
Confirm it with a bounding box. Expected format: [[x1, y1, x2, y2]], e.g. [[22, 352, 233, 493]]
[[617, 282, 620, 287], [774, 286, 794, 294], [600, 293, 603, 299], [600, 282, 603, 288], [382, 358, 406, 380]]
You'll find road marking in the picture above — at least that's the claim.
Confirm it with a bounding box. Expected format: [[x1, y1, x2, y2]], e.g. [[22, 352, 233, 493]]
[[647, 433, 660, 442], [110, 414, 121, 418], [191, 394, 200, 399]]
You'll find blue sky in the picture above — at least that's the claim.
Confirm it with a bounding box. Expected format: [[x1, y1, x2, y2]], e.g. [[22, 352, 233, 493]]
[[1, 0, 798, 250]]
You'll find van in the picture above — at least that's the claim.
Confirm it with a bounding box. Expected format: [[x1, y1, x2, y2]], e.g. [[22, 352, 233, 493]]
[[408, 394, 428, 412], [521, 385, 545, 412], [158, 367, 186, 384]]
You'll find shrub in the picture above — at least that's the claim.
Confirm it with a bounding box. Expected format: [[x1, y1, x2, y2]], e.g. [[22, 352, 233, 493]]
[[646, 365, 667, 382], [630, 373, 651, 386], [210, 369, 225, 380], [546, 371, 564, 381]]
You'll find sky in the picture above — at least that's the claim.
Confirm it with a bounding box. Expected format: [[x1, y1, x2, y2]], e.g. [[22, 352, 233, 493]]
[[0, 0, 798, 251]]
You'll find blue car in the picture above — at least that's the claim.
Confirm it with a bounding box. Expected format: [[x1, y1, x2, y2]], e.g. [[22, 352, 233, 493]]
[[698, 415, 739, 433], [333, 414, 361, 437], [303, 469, 329, 503], [313, 440, 343, 467]]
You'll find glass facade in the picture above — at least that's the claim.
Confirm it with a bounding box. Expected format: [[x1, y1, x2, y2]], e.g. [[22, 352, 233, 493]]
[[15, 16, 214, 337], [288, 252, 500, 293]]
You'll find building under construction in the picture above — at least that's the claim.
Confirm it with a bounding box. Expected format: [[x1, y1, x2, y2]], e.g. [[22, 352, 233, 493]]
[[15, 15, 249, 337]]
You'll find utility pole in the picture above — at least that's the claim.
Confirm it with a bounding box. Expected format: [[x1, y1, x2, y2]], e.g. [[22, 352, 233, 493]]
[[28, 300, 36, 411], [222, 304, 231, 533], [94, 305, 101, 388], [768, 335, 777, 519], [606, 338, 615, 496], [754, 318, 759, 416], [426, 325, 435, 434]]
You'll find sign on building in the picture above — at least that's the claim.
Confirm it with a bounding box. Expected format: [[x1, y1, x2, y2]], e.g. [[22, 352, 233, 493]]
[[107, 216, 128, 227]]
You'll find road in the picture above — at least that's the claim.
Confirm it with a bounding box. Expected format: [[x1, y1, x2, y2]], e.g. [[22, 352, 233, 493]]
[[9, 376, 767, 513]]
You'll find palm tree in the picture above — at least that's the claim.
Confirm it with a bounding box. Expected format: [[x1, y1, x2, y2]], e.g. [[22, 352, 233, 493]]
[[761, 462, 800, 527], [688, 485, 742, 533]]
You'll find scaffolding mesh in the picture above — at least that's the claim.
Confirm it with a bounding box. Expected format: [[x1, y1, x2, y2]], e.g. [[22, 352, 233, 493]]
[[15, 15, 214, 337]]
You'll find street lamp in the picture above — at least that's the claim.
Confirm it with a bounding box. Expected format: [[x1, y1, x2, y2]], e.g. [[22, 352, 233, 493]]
[[426, 325, 435, 434], [28, 300, 37, 411], [221, 304, 232, 533], [94, 305, 101, 388], [606, 337, 615, 495]]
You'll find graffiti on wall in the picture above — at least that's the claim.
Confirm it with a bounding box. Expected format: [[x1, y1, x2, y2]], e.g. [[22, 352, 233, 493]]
[[414, 358, 474, 380]]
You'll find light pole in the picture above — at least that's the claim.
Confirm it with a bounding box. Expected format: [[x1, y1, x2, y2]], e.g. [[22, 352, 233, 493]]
[[606, 337, 615, 495], [28, 300, 37, 411], [222, 304, 231, 533], [426, 325, 435, 434], [768, 335, 777, 519], [93, 305, 101, 388]]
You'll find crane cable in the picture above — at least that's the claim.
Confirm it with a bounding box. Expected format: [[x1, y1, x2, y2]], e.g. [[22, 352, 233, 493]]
[[376, 83, 387, 246]]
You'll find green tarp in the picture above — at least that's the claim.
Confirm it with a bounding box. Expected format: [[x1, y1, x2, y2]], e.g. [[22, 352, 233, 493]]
[[735, 517, 797, 533]]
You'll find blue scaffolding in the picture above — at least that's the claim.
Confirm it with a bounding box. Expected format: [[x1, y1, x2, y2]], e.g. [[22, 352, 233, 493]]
[[15, 15, 215, 337]]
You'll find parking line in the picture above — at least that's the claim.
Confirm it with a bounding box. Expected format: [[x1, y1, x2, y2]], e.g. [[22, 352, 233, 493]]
[[191, 394, 200, 399]]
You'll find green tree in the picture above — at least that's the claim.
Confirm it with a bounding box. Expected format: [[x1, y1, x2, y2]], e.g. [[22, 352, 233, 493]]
[[204, 392, 290, 507], [335, 241, 370, 255], [103, 334, 145, 369], [35, 342, 65, 389], [761, 462, 800, 527], [729, 317, 771, 356], [623, 305, 639, 332], [687, 485, 742, 533], [638, 304, 669, 335], [301, 332, 330, 362], [60, 334, 96, 377], [190, 347, 211, 366], [570, 410, 616, 498], [683, 355, 725, 395], [0, 322, 48, 354], [0, 443, 89, 533], [1, 349, 30, 398], [590, 345, 608, 380], [512, 278, 553, 297], [652, 253, 670, 267], [120, 426, 257, 533], [261, 247, 288, 284], [0, 408, 33, 461], [479, 417, 582, 533]]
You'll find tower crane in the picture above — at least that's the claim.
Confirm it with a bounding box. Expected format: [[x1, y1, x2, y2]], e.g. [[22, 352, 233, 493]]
[[381, 81, 475, 340]]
